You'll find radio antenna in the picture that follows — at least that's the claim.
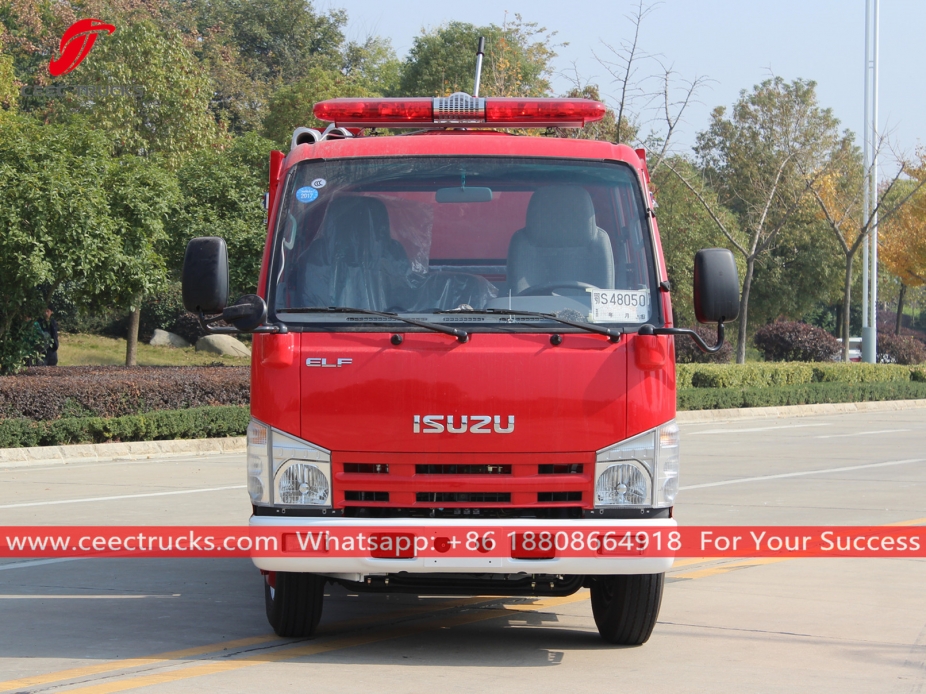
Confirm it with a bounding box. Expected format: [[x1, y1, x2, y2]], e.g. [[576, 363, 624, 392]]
[[473, 36, 485, 97]]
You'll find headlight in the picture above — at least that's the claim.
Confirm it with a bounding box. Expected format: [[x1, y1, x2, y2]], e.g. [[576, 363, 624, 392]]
[[271, 429, 331, 507], [595, 419, 680, 508], [595, 462, 650, 505], [247, 419, 270, 504], [278, 462, 330, 505], [246, 419, 332, 507]]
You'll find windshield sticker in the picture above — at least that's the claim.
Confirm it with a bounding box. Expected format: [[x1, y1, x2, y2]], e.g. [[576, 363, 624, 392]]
[[587, 289, 651, 323], [295, 186, 319, 204], [311, 178, 327, 189]]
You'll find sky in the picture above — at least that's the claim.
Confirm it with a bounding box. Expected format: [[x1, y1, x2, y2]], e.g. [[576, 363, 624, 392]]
[[332, 0, 926, 164]]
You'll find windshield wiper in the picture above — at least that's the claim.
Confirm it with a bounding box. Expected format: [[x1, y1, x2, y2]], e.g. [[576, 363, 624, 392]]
[[284, 307, 469, 342], [438, 308, 620, 342]]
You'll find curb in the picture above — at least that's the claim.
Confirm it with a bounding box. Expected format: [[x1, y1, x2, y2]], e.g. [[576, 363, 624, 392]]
[[0, 437, 246, 469], [676, 398, 926, 424]]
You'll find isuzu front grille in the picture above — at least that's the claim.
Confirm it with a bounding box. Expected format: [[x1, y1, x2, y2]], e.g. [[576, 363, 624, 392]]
[[415, 464, 512, 475], [344, 491, 389, 502], [416, 492, 511, 503], [343, 464, 389, 474], [537, 492, 583, 502], [333, 454, 593, 509]]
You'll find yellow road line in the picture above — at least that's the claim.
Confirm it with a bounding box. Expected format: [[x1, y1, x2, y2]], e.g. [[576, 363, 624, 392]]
[[885, 517, 926, 526], [58, 592, 590, 694], [669, 557, 710, 568], [0, 596, 503, 694], [0, 636, 280, 694], [673, 557, 790, 580]]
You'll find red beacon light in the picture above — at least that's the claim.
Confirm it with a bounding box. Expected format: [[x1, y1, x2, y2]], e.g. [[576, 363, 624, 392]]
[[313, 93, 606, 130]]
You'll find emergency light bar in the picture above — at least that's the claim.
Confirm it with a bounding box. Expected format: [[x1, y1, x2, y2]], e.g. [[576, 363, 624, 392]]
[[313, 94, 607, 129]]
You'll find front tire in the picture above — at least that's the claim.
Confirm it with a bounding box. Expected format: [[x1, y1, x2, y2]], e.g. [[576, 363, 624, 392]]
[[264, 571, 325, 637], [589, 573, 664, 645]]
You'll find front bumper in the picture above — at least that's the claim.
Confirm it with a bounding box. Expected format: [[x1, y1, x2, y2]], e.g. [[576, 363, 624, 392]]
[[250, 515, 676, 577]]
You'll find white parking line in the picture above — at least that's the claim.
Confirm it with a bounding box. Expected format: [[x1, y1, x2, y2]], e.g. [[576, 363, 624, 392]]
[[687, 423, 831, 435], [0, 485, 246, 510], [0, 594, 179, 599], [0, 558, 82, 571], [679, 458, 926, 490], [816, 429, 909, 439]]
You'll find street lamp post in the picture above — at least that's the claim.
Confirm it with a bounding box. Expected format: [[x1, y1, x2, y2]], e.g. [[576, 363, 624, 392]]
[[861, 0, 880, 363]]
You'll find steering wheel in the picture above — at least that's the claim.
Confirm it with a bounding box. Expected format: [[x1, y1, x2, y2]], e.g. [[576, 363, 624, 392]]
[[516, 281, 597, 297]]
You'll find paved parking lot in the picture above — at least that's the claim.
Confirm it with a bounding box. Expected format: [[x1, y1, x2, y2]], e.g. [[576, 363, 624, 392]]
[[0, 408, 924, 693]]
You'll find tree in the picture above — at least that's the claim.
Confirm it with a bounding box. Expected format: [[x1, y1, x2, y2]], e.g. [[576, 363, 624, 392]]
[[399, 17, 557, 97], [103, 156, 179, 365], [667, 78, 843, 363], [650, 156, 740, 325], [261, 66, 376, 147], [167, 132, 275, 297], [60, 20, 221, 169], [342, 35, 401, 96], [0, 115, 177, 372], [174, 0, 349, 132], [879, 168, 926, 335], [592, 0, 709, 160], [0, 51, 16, 114], [807, 141, 926, 358]]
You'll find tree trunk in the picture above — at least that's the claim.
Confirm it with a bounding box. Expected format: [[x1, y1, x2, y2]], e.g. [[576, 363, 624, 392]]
[[895, 283, 907, 336], [735, 256, 756, 364], [125, 302, 141, 367], [841, 254, 854, 362]]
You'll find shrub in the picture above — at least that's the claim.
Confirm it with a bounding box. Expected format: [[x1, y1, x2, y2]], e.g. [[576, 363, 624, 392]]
[[811, 363, 914, 383], [686, 363, 815, 388], [0, 405, 248, 447], [676, 362, 922, 389], [753, 321, 841, 362], [0, 366, 249, 420], [673, 324, 733, 364], [677, 381, 926, 411], [877, 333, 926, 365]]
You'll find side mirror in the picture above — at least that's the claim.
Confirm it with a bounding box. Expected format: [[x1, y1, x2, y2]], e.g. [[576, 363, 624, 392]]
[[182, 237, 229, 314], [693, 248, 740, 324], [222, 294, 267, 332]]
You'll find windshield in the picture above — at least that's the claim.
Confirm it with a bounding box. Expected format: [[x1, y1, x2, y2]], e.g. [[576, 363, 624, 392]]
[[271, 156, 659, 331]]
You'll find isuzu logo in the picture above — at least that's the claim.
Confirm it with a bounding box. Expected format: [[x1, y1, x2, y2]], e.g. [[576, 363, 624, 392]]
[[413, 415, 515, 434]]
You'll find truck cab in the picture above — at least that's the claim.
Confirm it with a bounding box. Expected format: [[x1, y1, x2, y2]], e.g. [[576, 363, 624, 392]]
[[182, 94, 739, 645]]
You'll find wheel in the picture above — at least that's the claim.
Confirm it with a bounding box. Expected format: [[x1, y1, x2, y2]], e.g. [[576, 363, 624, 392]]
[[589, 573, 664, 645], [264, 571, 325, 637], [516, 281, 597, 297]]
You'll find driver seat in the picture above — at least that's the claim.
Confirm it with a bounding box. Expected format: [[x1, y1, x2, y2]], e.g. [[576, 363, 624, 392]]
[[506, 186, 614, 294]]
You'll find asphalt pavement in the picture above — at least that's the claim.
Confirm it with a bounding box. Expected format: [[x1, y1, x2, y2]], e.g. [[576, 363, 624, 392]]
[[0, 408, 924, 693]]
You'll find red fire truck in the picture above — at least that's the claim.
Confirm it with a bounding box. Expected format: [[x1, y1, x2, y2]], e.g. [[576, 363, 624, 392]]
[[182, 82, 739, 645]]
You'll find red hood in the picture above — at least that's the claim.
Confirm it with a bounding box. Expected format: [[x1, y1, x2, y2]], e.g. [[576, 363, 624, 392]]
[[251, 332, 676, 454]]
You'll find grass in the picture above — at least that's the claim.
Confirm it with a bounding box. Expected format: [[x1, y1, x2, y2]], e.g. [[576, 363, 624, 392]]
[[58, 333, 251, 367]]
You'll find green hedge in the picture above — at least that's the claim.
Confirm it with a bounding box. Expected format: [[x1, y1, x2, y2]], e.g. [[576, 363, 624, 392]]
[[677, 381, 926, 411], [0, 406, 248, 448], [677, 362, 926, 389]]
